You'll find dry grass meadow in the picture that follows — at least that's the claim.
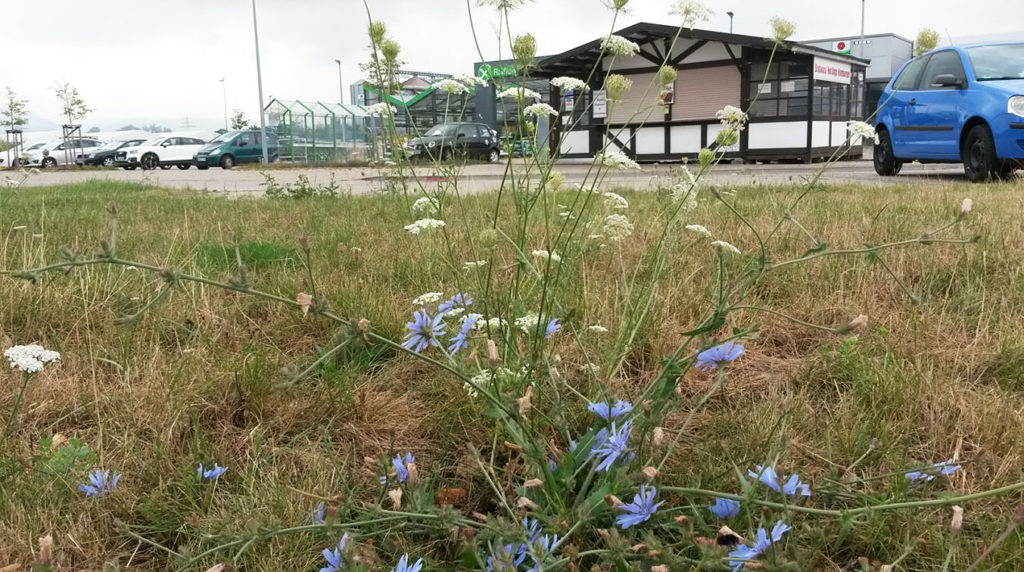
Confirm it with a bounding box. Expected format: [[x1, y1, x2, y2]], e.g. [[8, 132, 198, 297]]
[[1, 178, 1023, 570]]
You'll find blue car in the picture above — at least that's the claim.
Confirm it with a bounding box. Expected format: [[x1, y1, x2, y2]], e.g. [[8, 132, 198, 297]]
[[874, 42, 1024, 182]]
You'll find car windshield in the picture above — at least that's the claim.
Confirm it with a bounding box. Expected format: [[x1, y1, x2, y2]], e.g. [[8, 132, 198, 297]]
[[26, 143, 45, 151], [141, 137, 165, 147], [966, 44, 1024, 81], [208, 132, 235, 144], [424, 124, 459, 137]]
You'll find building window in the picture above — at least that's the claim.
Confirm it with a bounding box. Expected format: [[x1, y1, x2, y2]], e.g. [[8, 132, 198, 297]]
[[748, 59, 810, 118]]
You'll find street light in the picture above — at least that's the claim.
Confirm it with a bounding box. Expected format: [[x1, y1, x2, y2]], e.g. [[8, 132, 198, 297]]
[[727, 11, 734, 34], [335, 59, 344, 105], [219, 77, 228, 131], [251, 0, 269, 164]]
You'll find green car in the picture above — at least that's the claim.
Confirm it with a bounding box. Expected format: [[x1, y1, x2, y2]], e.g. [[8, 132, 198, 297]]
[[193, 130, 278, 169]]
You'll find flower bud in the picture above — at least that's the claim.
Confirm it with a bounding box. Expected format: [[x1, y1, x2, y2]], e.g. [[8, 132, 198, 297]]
[[487, 339, 502, 363], [479, 228, 500, 248], [698, 147, 716, 169], [513, 34, 537, 69], [388, 488, 403, 510], [524, 478, 543, 488], [653, 427, 666, 448], [368, 21, 387, 45], [959, 198, 973, 217], [770, 17, 796, 43], [656, 65, 677, 87], [604, 494, 623, 507], [604, 74, 633, 102], [357, 318, 370, 334], [381, 40, 401, 64], [716, 128, 738, 148], [406, 461, 419, 485], [950, 505, 963, 533], [517, 496, 541, 511], [297, 292, 314, 317], [642, 466, 659, 480]]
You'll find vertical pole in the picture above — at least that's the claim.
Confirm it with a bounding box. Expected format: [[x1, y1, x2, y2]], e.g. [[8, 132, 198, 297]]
[[252, 0, 269, 164], [727, 12, 734, 34], [220, 78, 228, 131], [860, 0, 865, 58], [335, 59, 344, 105]]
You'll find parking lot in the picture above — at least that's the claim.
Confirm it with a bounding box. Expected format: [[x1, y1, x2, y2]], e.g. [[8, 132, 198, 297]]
[[14, 159, 973, 196]]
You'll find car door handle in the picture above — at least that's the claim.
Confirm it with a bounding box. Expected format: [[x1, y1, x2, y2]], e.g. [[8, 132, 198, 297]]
[[908, 98, 917, 106]]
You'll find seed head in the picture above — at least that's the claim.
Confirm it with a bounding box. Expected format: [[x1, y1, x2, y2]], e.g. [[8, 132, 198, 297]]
[[37, 534, 53, 564], [960, 198, 973, 217], [950, 505, 963, 533], [642, 466, 659, 480], [513, 34, 537, 68], [653, 427, 666, 448], [656, 65, 677, 86], [388, 488, 403, 510]]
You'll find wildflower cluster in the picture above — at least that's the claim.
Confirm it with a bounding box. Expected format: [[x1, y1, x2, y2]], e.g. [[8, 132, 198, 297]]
[[4, 344, 60, 374], [403, 218, 446, 235], [433, 78, 470, 95], [601, 34, 640, 56], [595, 149, 639, 171], [550, 76, 588, 92], [497, 87, 542, 101]]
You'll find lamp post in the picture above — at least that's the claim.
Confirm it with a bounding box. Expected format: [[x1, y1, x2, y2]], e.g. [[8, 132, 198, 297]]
[[251, 0, 269, 164], [727, 11, 734, 34], [335, 59, 344, 105], [219, 77, 228, 131]]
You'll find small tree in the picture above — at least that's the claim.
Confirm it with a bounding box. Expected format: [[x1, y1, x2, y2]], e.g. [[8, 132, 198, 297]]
[[915, 28, 940, 56], [230, 109, 249, 130], [3, 87, 29, 132], [52, 81, 91, 127]]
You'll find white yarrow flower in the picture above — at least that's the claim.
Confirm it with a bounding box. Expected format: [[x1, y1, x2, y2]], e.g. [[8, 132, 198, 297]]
[[588, 325, 609, 334], [456, 74, 488, 87], [515, 313, 540, 333], [669, 0, 713, 29], [715, 105, 748, 130], [367, 102, 397, 117], [550, 77, 589, 92], [475, 317, 508, 333], [603, 214, 634, 241], [4, 344, 61, 374], [411, 196, 440, 216], [497, 87, 542, 101], [403, 218, 447, 235], [596, 149, 640, 171], [602, 191, 629, 210], [532, 249, 562, 263], [711, 240, 742, 255], [523, 103, 558, 117], [602, 35, 641, 56], [412, 292, 445, 306], [433, 79, 470, 95], [685, 224, 711, 237]]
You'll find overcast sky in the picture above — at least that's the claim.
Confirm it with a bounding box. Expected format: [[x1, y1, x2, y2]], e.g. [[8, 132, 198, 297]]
[[2, 0, 1019, 133]]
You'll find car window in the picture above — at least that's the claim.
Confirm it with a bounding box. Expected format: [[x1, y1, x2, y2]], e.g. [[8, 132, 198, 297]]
[[920, 50, 966, 89], [86, 140, 101, 148], [55, 143, 65, 151], [893, 56, 928, 91], [237, 132, 255, 146], [458, 124, 477, 138]]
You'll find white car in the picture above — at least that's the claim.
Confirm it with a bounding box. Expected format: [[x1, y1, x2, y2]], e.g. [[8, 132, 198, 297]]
[[21, 138, 105, 168], [116, 135, 208, 170]]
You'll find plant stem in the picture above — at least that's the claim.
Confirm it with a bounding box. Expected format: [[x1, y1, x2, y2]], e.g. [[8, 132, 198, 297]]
[[0, 372, 31, 448]]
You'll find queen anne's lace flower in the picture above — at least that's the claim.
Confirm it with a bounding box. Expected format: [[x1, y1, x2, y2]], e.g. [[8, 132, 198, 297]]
[[433, 79, 469, 95], [412, 292, 444, 306], [847, 120, 878, 144], [603, 214, 634, 241], [602, 192, 629, 210], [711, 240, 742, 255], [669, 0, 713, 29], [411, 197, 440, 216], [588, 325, 609, 334], [596, 149, 639, 170], [716, 105, 748, 130], [523, 103, 558, 117], [367, 102, 397, 117], [497, 87, 542, 101], [531, 249, 562, 263], [5, 344, 61, 374], [602, 35, 641, 56], [685, 224, 711, 237], [550, 77, 588, 92], [456, 74, 488, 87], [403, 218, 446, 235]]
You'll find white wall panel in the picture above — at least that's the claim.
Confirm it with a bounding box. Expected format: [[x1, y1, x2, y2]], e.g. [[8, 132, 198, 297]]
[[635, 127, 664, 155], [812, 121, 831, 147], [560, 130, 590, 155], [748, 122, 807, 149], [670, 125, 702, 154]]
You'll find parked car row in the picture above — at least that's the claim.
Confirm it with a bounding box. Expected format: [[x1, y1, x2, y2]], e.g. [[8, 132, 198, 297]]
[[0, 129, 280, 170]]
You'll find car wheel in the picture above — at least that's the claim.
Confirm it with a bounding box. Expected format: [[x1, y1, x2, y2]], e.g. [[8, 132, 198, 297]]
[[487, 148, 500, 163], [41, 157, 57, 168], [196, 165, 210, 170], [102, 156, 115, 167], [873, 128, 902, 176], [996, 161, 1019, 180], [177, 164, 190, 170], [962, 124, 998, 183], [141, 154, 159, 170], [123, 165, 137, 170], [441, 147, 453, 162], [159, 164, 172, 170], [220, 155, 235, 169]]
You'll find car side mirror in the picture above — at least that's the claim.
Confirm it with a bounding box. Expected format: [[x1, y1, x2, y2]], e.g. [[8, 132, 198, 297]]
[[933, 74, 964, 88], [238, 141, 248, 146], [161, 141, 171, 147], [457, 133, 466, 139]]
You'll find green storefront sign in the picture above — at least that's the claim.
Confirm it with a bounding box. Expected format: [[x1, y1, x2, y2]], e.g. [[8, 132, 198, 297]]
[[477, 63, 518, 81]]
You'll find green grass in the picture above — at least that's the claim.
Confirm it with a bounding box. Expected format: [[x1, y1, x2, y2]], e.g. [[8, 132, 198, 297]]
[[1, 180, 1023, 570]]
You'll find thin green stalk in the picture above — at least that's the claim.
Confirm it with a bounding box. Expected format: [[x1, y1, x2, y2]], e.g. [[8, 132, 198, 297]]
[[0, 371, 31, 448]]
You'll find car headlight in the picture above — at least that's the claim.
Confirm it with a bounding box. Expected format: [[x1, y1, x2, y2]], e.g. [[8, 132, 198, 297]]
[[127, 150, 139, 155], [1009, 96, 1024, 117], [207, 148, 221, 155], [428, 141, 436, 148]]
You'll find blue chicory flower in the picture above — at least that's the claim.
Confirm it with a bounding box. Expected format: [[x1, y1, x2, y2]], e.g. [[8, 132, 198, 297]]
[[307, 501, 326, 524], [593, 421, 633, 472], [709, 497, 741, 519], [548, 458, 557, 473], [391, 553, 424, 572], [544, 318, 561, 339], [695, 341, 744, 371], [320, 533, 349, 572], [748, 465, 811, 497], [616, 485, 664, 529], [198, 463, 228, 480], [438, 292, 473, 315], [524, 533, 561, 572], [587, 399, 633, 420], [381, 453, 415, 485], [727, 520, 791, 571], [486, 543, 527, 571], [448, 313, 482, 354], [402, 309, 446, 353], [906, 458, 961, 482], [79, 469, 121, 496]]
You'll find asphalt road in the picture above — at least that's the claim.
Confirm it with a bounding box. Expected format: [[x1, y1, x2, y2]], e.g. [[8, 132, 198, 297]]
[[14, 159, 974, 196]]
